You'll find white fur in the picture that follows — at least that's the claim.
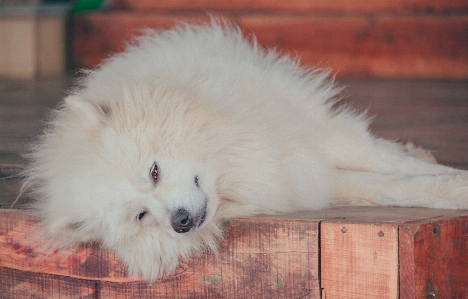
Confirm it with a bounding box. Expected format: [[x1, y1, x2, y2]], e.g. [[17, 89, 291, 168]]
[[23, 21, 468, 280]]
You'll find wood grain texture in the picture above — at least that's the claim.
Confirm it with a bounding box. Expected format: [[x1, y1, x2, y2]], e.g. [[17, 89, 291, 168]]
[[70, 13, 468, 78], [239, 15, 468, 78], [70, 14, 214, 71], [321, 222, 399, 299], [112, 0, 468, 13], [2, 208, 468, 298], [0, 209, 320, 299], [320, 208, 468, 299], [399, 215, 468, 299]]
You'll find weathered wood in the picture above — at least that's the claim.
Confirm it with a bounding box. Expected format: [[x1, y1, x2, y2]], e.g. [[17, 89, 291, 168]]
[[112, 0, 468, 13], [320, 208, 468, 299], [321, 222, 399, 299], [239, 15, 468, 78], [70, 14, 214, 71], [399, 216, 468, 298], [70, 13, 468, 78], [2, 208, 468, 298], [0, 209, 320, 298]]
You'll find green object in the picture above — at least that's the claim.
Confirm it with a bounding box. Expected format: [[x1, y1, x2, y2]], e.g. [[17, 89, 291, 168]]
[[70, 0, 105, 13]]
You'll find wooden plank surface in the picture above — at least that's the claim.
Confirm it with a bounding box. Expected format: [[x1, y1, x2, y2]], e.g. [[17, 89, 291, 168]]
[[321, 222, 399, 299], [2, 208, 468, 298], [0, 209, 320, 299], [399, 216, 468, 299], [70, 14, 213, 71], [319, 208, 468, 299], [112, 0, 468, 13], [239, 15, 468, 78], [70, 13, 468, 78]]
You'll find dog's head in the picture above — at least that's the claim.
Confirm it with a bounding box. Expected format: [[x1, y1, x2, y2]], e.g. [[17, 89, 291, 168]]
[[26, 86, 226, 279]]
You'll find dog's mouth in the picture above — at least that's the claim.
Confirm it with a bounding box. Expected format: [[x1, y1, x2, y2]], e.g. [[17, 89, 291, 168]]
[[198, 206, 207, 227]]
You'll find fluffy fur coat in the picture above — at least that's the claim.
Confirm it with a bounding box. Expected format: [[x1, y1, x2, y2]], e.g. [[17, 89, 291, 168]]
[[22, 21, 468, 280]]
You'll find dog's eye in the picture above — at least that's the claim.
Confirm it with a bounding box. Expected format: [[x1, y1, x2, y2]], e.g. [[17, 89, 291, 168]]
[[137, 211, 148, 221], [150, 162, 159, 183], [194, 176, 199, 188]]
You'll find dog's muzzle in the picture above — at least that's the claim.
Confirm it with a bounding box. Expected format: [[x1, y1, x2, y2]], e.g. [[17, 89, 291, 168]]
[[171, 207, 207, 233]]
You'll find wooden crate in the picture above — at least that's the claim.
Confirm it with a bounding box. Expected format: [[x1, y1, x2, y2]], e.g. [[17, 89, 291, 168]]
[[319, 208, 468, 298], [1, 208, 467, 298], [0, 209, 320, 298]]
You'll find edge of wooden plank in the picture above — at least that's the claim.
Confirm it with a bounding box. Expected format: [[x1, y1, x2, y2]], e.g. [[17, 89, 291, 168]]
[[320, 221, 399, 299], [0, 209, 320, 298], [320, 208, 468, 299], [399, 215, 468, 299]]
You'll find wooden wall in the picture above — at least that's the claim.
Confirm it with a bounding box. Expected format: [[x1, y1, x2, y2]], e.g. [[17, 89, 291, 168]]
[[69, 0, 468, 78]]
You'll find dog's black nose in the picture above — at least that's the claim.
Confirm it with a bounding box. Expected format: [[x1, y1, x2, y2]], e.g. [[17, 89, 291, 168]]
[[171, 208, 194, 233]]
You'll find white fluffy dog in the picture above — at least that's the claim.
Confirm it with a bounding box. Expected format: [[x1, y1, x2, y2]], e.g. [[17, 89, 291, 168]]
[[23, 21, 468, 280]]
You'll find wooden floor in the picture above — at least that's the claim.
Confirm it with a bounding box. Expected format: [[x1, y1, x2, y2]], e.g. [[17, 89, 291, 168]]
[[1, 77, 468, 207]]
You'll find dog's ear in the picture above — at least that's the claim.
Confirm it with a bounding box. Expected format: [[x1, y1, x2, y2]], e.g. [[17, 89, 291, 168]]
[[64, 95, 110, 125]]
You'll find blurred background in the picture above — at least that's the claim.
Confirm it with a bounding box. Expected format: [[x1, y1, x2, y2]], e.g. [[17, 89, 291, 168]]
[[1, 0, 468, 206], [2, 0, 468, 79]]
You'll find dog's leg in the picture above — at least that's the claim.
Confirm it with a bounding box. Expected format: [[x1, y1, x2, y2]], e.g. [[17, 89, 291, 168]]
[[321, 111, 458, 175], [332, 169, 468, 209], [403, 142, 438, 164], [358, 138, 454, 175], [324, 128, 458, 176], [375, 138, 468, 178]]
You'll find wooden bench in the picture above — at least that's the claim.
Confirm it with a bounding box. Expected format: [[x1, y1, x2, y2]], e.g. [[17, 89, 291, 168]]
[[1, 207, 467, 298]]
